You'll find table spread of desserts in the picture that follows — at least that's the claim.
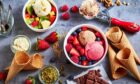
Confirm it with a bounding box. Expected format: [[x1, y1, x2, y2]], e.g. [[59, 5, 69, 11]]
[[0, 0, 140, 84]]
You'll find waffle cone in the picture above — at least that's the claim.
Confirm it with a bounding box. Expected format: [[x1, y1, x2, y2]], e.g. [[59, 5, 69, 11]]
[[5, 53, 44, 70], [5, 51, 30, 83], [106, 27, 140, 64], [116, 48, 140, 81], [24, 53, 44, 70], [108, 45, 127, 79]]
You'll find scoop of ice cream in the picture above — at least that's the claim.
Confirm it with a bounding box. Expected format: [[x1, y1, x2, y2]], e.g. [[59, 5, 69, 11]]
[[78, 30, 96, 46], [85, 42, 104, 60], [32, 0, 52, 17], [79, 0, 99, 18]]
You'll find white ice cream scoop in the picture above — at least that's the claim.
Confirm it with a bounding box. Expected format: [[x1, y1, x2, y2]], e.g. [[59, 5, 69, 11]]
[[32, 0, 52, 17]]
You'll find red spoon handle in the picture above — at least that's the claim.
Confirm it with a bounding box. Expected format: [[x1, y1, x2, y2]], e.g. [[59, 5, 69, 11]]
[[111, 18, 140, 33]]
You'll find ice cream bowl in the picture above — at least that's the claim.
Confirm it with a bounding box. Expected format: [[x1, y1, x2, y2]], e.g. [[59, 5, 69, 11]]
[[22, 0, 58, 32], [38, 65, 60, 84], [64, 24, 108, 68]]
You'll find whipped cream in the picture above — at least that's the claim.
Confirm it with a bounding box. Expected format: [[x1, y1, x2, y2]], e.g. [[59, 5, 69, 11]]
[[79, 0, 100, 19], [12, 37, 30, 51], [32, 0, 52, 17]]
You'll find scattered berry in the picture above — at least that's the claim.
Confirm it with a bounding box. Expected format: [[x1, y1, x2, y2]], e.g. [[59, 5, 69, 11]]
[[25, 76, 35, 84], [67, 75, 74, 80], [60, 5, 69, 12], [81, 26, 88, 31], [70, 48, 80, 57], [68, 35, 74, 43], [50, 57, 56, 63], [96, 37, 101, 41], [82, 60, 88, 66], [36, 39, 50, 51], [76, 28, 82, 33], [71, 56, 79, 63], [72, 32, 77, 36], [66, 43, 73, 53], [73, 36, 80, 46], [81, 56, 86, 61], [0, 72, 7, 80], [71, 5, 79, 13], [61, 12, 70, 20], [45, 31, 58, 43]]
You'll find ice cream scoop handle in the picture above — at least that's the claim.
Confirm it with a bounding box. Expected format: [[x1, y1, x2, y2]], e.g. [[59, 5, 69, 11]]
[[111, 18, 140, 33]]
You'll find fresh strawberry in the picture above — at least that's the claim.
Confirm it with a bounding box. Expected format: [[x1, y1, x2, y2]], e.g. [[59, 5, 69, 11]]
[[95, 32, 102, 38], [36, 39, 50, 51], [60, 5, 69, 12], [52, 6, 57, 13], [66, 43, 73, 53], [61, 12, 70, 20], [79, 48, 85, 55], [82, 60, 88, 66], [50, 15, 56, 24], [68, 35, 74, 43], [45, 31, 58, 43], [31, 21, 39, 27], [25, 13, 30, 18], [73, 36, 80, 46], [0, 72, 7, 80], [70, 48, 80, 57], [71, 5, 79, 13], [71, 56, 79, 63], [81, 26, 88, 31], [25, 76, 35, 84]]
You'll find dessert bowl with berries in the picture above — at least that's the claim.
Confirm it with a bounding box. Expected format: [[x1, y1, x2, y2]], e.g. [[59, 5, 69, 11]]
[[64, 24, 108, 68], [23, 0, 58, 32]]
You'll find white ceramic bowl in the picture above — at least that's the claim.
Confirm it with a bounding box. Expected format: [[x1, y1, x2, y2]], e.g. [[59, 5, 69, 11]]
[[22, 0, 58, 32], [64, 24, 108, 68]]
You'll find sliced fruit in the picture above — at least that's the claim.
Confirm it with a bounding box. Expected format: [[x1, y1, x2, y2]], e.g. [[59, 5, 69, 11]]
[[31, 21, 39, 27], [25, 13, 30, 19], [71, 5, 79, 13], [67, 35, 74, 43], [71, 56, 79, 63], [35, 17, 40, 21], [70, 48, 80, 57], [79, 48, 85, 55], [40, 16, 48, 21], [26, 6, 33, 15], [26, 18, 34, 24], [82, 60, 88, 66], [66, 43, 73, 53], [81, 26, 88, 31], [50, 11, 55, 16], [41, 20, 51, 29], [60, 5, 69, 12], [73, 36, 80, 46], [45, 31, 58, 43], [50, 15, 56, 24], [51, 6, 57, 13], [36, 39, 50, 51], [61, 12, 70, 20]]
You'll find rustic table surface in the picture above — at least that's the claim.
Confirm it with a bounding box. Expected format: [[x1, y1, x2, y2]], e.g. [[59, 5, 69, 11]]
[[0, 0, 140, 84]]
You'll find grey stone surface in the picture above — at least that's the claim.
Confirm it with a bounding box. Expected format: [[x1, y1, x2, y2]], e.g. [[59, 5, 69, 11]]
[[0, 0, 140, 84]]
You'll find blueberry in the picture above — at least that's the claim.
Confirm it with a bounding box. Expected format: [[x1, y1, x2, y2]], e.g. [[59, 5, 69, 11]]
[[50, 57, 56, 63], [96, 37, 101, 41], [81, 56, 86, 61], [79, 56, 82, 60], [76, 28, 82, 33], [78, 61, 82, 65], [72, 32, 77, 36], [67, 75, 74, 80], [88, 61, 93, 65]]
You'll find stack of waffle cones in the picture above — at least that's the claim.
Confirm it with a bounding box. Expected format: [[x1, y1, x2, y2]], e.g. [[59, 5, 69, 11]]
[[5, 51, 44, 83], [106, 26, 140, 81]]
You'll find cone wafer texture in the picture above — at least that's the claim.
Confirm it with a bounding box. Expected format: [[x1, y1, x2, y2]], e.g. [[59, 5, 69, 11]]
[[116, 48, 140, 81], [106, 27, 140, 64], [108, 45, 127, 79]]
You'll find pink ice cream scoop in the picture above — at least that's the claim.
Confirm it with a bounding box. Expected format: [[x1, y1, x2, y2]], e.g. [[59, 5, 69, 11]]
[[85, 42, 104, 60]]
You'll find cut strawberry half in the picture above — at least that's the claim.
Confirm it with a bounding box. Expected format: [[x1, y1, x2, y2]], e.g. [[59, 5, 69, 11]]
[[36, 39, 50, 51], [73, 36, 80, 46], [66, 43, 73, 53], [70, 48, 80, 57], [71, 56, 79, 64], [45, 31, 58, 43], [50, 15, 56, 24]]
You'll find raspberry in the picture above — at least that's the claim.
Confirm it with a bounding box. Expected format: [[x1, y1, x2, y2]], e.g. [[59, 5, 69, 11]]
[[71, 5, 79, 13], [60, 5, 69, 12], [61, 12, 70, 20]]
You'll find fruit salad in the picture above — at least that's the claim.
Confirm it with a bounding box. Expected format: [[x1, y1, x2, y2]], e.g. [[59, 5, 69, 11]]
[[25, 0, 57, 29], [65, 26, 106, 66]]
